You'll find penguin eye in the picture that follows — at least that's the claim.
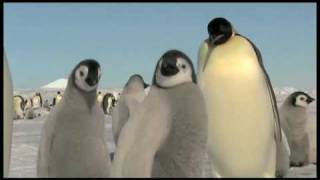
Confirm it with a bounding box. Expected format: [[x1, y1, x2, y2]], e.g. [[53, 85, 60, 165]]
[[182, 64, 186, 69], [80, 71, 84, 77], [300, 97, 305, 101]]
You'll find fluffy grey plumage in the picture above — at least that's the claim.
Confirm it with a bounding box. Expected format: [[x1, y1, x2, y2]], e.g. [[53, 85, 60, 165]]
[[112, 74, 147, 145], [37, 59, 110, 177], [279, 91, 315, 167], [112, 50, 208, 177]]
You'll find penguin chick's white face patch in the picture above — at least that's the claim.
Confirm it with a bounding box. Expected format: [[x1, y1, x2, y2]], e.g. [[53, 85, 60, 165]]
[[156, 57, 192, 88], [295, 94, 308, 108], [75, 65, 101, 92]]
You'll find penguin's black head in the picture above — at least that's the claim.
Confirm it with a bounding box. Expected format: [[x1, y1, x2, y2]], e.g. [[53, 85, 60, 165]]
[[57, 91, 61, 95], [290, 91, 315, 108], [207, 17, 233, 46], [152, 49, 197, 88], [72, 59, 102, 92]]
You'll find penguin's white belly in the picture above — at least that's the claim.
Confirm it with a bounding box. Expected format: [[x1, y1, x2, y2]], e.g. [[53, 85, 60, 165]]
[[201, 63, 276, 177]]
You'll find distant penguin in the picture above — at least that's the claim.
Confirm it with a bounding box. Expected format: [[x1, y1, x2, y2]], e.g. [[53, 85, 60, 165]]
[[24, 98, 33, 110], [4, 49, 14, 177], [37, 59, 111, 177], [25, 106, 37, 120], [97, 91, 104, 104], [32, 92, 43, 109], [112, 74, 148, 145], [43, 99, 51, 112], [52, 91, 63, 107], [13, 95, 25, 119], [102, 93, 116, 115], [279, 91, 315, 167], [112, 50, 208, 177], [197, 17, 281, 177]]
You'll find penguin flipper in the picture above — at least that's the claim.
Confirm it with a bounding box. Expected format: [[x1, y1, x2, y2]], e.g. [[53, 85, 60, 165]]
[[239, 34, 282, 143]]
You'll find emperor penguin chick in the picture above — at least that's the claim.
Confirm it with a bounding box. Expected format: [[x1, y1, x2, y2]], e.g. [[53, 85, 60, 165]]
[[112, 74, 148, 145], [197, 17, 282, 177], [112, 50, 208, 177], [37, 59, 111, 177], [279, 91, 315, 167]]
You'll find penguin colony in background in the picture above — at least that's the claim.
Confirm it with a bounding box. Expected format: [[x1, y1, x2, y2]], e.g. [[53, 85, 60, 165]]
[[4, 17, 315, 178]]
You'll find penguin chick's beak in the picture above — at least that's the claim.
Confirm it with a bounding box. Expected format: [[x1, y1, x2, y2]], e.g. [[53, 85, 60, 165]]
[[307, 97, 315, 104], [86, 76, 98, 86], [161, 58, 179, 76]]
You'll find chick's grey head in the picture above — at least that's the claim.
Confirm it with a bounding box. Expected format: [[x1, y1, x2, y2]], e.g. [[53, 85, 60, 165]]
[[125, 74, 149, 90], [71, 59, 102, 92], [289, 91, 315, 108], [152, 49, 196, 88]]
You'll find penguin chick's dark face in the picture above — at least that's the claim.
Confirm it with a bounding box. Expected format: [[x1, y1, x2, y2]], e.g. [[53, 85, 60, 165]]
[[154, 50, 196, 88], [292, 91, 315, 108], [207, 17, 234, 46], [73, 59, 102, 92]]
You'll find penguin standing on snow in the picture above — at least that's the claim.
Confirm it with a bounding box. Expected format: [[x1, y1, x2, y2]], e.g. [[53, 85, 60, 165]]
[[37, 59, 111, 177], [112, 74, 148, 145], [102, 93, 116, 115], [32, 92, 43, 109], [13, 95, 25, 120], [52, 91, 63, 107], [197, 17, 281, 177], [97, 91, 104, 104], [24, 98, 37, 120], [279, 91, 315, 167], [112, 50, 208, 177]]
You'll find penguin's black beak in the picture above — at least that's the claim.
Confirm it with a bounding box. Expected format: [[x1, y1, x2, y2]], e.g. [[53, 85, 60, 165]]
[[307, 97, 315, 104], [207, 17, 233, 46], [161, 58, 179, 76], [85, 60, 100, 87]]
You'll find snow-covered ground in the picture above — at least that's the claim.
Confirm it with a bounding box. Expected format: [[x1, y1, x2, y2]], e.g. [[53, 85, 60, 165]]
[[8, 86, 317, 177]]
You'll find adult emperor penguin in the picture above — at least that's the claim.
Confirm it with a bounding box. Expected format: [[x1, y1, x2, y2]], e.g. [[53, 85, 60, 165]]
[[97, 91, 104, 104], [52, 91, 63, 107], [37, 59, 111, 177], [13, 95, 25, 119], [197, 17, 282, 177], [112, 50, 208, 177], [31, 92, 43, 109], [279, 91, 315, 167], [4, 49, 14, 177], [112, 74, 148, 145], [102, 93, 116, 115]]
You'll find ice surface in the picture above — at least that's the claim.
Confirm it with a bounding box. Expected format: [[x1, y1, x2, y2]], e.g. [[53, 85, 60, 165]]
[[8, 87, 317, 177]]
